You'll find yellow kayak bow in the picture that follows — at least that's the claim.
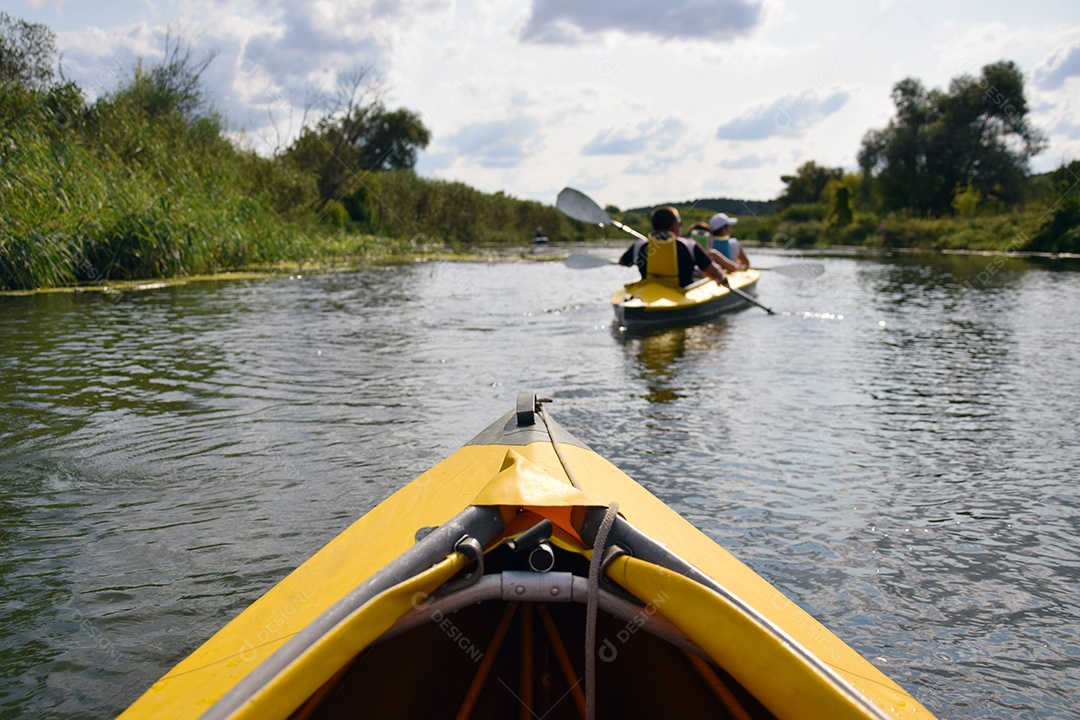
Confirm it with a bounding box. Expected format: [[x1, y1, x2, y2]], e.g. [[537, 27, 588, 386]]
[[118, 395, 936, 720]]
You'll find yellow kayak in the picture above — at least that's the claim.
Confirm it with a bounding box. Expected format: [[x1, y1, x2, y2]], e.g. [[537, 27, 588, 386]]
[[118, 395, 936, 720], [613, 268, 762, 329]]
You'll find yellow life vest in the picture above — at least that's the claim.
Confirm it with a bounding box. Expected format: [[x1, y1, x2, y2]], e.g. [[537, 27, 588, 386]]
[[645, 234, 680, 284]]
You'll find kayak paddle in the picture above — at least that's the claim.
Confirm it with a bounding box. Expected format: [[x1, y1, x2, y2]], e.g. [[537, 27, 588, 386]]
[[565, 254, 617, 270], [567, 252, 822, 279], [757, 263, 824, 278], [556, 187, 649, 242]]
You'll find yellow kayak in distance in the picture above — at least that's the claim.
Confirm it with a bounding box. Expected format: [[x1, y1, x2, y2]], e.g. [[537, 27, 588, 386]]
[[117, 395, 937, 720], [612, 268, 762, 330]]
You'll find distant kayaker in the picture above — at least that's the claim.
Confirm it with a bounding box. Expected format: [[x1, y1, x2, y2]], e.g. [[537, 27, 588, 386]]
[[707, 213, 750, 271], [619, 206, 729, 288]]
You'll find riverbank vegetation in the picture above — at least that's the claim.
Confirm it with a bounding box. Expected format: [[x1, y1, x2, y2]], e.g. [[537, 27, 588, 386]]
[[0, 16, 582, 290], [614, 61, 1079, 256], [3, 13, 1078, 291]]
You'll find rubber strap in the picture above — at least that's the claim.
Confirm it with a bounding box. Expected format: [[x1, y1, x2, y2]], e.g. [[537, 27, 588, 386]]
[[585, 502, 619, 720], [538, 401, 582, 490]]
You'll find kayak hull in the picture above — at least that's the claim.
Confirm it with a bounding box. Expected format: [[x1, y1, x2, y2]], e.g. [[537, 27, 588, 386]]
[[612, 268, 761, 330], [117, 396, 935, 720]]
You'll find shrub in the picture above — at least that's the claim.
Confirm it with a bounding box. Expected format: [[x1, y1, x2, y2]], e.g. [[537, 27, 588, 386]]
[[779, 203, 829, 222]]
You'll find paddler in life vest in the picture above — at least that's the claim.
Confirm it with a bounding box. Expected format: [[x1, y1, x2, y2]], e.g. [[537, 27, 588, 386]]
[[618, 206, 729, 288], [706, 212, 750, 272]]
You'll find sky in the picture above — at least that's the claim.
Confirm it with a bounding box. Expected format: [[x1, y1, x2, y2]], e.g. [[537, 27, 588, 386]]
[[11, 0, 1080, 210]]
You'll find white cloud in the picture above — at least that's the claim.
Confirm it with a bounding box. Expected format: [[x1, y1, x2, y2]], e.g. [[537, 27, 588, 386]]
[[931, 20, 1080, 87], [444, 116, 541, 169], [1053, 116, 1080, 140], [238, 6, 387, 96], [1034, 40, 1080, 90], [519, 0, 764, 45], [55, 22, 157, 61], [53, 22, 167, 100], [624, 156, 678, 175], [716, 90, 850, 140], [581, 118, 685, 156], [414, 150, 455, 174], [719, 153, 772, 169]]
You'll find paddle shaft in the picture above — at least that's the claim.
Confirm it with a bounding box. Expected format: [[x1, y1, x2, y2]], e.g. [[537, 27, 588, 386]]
[[612, 219, 648, 242], [567, 252, 814, 281], [755, 263, 825, 278], [565, 254, 618, 269], [725, 283, 775, 315]]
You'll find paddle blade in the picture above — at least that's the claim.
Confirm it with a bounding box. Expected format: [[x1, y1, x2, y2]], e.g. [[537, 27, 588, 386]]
[[759, 263, 825, 278], [557, 188, 612, 225], [565, 254, 617, 270]]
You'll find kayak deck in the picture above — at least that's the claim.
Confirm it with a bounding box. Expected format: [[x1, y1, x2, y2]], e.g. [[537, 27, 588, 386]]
[[117, 396, 935, 720]]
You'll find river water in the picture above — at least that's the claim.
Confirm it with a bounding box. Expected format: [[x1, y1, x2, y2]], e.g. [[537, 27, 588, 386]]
[[1, 247, 1078, 718]]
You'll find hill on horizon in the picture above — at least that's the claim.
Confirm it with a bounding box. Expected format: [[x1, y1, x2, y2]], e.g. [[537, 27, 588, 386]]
[[625, 197, 777, 218]]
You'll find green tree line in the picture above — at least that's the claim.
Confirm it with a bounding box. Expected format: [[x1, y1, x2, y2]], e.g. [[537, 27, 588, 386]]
[[5, 13, 1076, 291], [0, 14, 584, 290], [609, 61, 1077, 254], [728, 60, 1079, 253]]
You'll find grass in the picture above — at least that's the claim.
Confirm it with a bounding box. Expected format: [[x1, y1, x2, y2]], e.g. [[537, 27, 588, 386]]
[[5, 76, 1075, 292], [704, 207, 1071, 255], [0, 78, 592, 292]]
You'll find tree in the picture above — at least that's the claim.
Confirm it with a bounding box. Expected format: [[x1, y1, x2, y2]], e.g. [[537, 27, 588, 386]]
[[777, 161, 843, 208], [823, 177, 854, 227], [147, 33, 218, 121], [0, 12, 57, 90], [858, 78, 938, 211], [951, 181, 981, 216], [110, 32, 219, 122], [858, 61, 1046, 214], [353, 107, 430, 171], [1029, 161, 1080, 253], [0, 14, 83, 142], [282, 67, 430, 209]]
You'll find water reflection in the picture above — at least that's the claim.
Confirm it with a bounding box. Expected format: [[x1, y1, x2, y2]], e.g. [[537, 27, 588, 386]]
[[868, 252, 1033, 299], [615, 321, 731, 404]]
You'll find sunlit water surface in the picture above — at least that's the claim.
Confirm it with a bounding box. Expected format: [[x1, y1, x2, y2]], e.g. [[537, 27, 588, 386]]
[[1, 248, 1078, 718]]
